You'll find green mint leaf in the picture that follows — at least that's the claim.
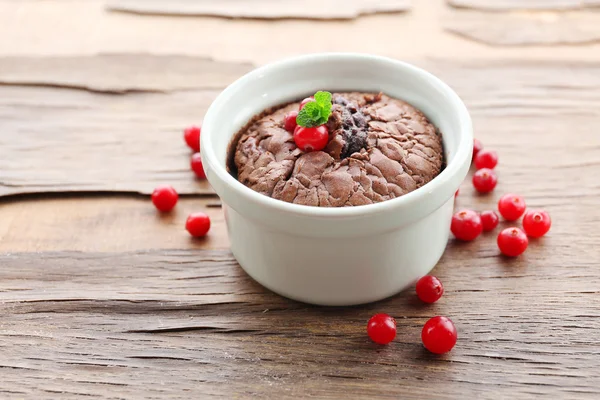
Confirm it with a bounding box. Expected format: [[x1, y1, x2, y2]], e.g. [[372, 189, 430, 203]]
[[315, 91, 333, 125], [318, 115, 329, 125], [307, 102, 321, 118], [296, 102, 321, 128], [296, 91, 333, 128], [321, 100, 332, 120], [314, 91, 332, 107]]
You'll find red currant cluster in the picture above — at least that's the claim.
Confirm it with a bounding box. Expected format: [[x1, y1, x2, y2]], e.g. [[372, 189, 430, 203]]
[[284, 97, 329, 152], [367, 276, 457, 354], [471, 139, 498, 194], [452, 139, 551, 256], [149, 125, 212, 238]]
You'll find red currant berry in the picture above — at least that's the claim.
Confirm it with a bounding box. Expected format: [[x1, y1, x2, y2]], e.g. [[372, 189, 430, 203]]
[[480, 210, 499, 232], [522, 209, 551, 238], [473, 138, 483, 159], [497, 227, 528, 256], [185, 212, 211, 237], [367, 313, 396, 345], [498, 193, 526, 221], [474, 150, 498, 170], [416, 276, 444, 304], [422, 316, 457, 354], [190, 153, 206, 179], [472, 168, 497, 193], [455, 189, 459, 197], [299, 97, 315, 110], [184, 125, 201, 152], [151, 185, 178, 212], [451, 209, 483, 241], [284, 111, 298, 133], [294, 125, 329, 152]]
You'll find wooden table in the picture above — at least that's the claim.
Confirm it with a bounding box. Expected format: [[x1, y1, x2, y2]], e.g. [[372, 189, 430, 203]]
[[1, 1, 600, 398]]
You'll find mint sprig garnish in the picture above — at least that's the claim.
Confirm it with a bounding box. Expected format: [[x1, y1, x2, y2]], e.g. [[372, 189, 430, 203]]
[[296, 91, 332, 128]]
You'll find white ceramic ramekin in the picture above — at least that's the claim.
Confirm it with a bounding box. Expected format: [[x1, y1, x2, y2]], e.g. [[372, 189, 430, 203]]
[[201, 53, 472, 306]]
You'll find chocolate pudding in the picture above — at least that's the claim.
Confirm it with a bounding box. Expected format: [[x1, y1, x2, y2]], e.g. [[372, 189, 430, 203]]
[[229, 92, 444, 207]]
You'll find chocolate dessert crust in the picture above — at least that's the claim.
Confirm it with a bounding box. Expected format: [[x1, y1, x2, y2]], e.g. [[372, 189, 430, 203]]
[[229, 92, 444, 207]]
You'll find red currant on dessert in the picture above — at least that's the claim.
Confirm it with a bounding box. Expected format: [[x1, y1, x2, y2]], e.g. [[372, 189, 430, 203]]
[[190, 153, 206, 179], [299, 97, 315, 110], [472, 168, 497, 193], [367, 313, 396, 345], [151, 185, 178, 212], [416, 276, 444, 304], [451, 209, 483, 241], [183, 125, 201, 152], [474, 150, 498, 170], [284, 111, 298, 133], [480, 210, 499, 232], [498, 193, 526, 221], [497, 227, 528, 256], [473, 138, 483, 159], [421, 316, 457, 354], [522, 209, 551, 238], [455, 189, 459, 197], [185, 212, 211, 237], [294, 125, 329, 152]]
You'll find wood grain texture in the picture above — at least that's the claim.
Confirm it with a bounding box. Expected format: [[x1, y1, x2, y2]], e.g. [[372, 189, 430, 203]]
[[0, 196, 229, 252], [0, 55, 254, 197], [445, 10, 600, 46], [3, 1, 600, 66], [107, 0, 410, 20], [2, 59, 599, 252], [1, 1, 600, 398], [448, 0, 600, 11], [1, 247, 599, 399], [0, 86, 216, 196], [0, 54, 254, 94], [2, 58, 600, 198]]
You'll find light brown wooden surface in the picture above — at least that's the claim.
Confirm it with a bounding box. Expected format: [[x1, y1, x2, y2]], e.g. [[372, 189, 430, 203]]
[[3, 0, 600, 62], [0, 54, 253, 93], [0, 55, 256, 197], [445, 9, 600, 46], [3, 57, 599, 198], [107, 0, 411, 19], [448, 0, 600, 11], [0, 196, 229, 252], [1, 248, 599, 399], [0, 82, 216, 196], [1, 0, 600, 398]]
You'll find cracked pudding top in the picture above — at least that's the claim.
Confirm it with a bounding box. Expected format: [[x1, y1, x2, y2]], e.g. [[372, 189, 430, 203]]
[[228, 92, 444, 207]]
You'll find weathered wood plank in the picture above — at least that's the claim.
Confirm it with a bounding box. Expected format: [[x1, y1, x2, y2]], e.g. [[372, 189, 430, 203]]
[[1, 106, 598, 251], [0, 55, 255, 197], [1, 60, 599, 254], [107, 0, 410, 20], [0, 2, 598, 398], [445, 10, 600, 46], [0, 248, 599, 399], [448, 0, 600, 11], [0, 54, 253, 94], [0, 196, 229, 252], [0, 85, 219, 196], [1, 59, 598, 201]]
